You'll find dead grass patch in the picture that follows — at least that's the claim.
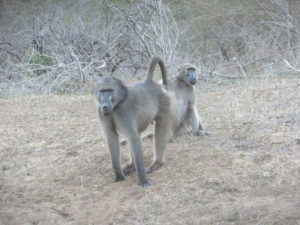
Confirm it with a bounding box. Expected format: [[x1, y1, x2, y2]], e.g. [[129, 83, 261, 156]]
[[0, 77, 299, 225]]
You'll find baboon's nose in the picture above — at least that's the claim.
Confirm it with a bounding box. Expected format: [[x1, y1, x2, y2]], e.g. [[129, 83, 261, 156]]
[[101, 105, 111, 116]]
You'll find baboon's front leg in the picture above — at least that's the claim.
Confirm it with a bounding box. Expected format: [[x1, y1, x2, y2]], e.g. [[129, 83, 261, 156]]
[[127, 133, 150, 187], [105, 130, 125, 182], [188, 105, 204, 136], [147, 117, 169, 173]]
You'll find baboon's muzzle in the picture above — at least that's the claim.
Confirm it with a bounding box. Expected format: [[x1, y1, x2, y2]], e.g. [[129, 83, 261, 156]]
[[189, 78, 196, 85], [101, 105, 113, 116]]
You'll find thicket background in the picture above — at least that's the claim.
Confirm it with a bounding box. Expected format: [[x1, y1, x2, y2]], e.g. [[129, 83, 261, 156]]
[[1, 0, 300, 95]]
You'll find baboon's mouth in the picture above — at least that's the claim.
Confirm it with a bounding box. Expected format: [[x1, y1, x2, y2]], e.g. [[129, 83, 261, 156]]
[[103, 112, 111, 116], [102, 109, 112, 116], [101, 106, 113, 116]]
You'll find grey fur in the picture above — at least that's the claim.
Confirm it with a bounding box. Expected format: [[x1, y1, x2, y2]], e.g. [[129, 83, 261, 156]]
[[95, 57, 170, 187], [167, 64, 204, 137]]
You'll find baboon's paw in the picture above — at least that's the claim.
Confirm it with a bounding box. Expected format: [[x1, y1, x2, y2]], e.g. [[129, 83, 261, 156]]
[[193, 130, 206, 136], [167, 138, 174, 143], [114, 175, 125, 182], [142, 132, 154, 140], [147, 161, 163, 174], [204, 131, 213, 136], [123, 163, 136, 175], [120, 139, 127, 146], [195, 130, 213, 136], [139, 179, 151, 188]]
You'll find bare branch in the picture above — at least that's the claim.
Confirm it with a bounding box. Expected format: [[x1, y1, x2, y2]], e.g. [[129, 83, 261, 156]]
[[283, 60, 300, 72]]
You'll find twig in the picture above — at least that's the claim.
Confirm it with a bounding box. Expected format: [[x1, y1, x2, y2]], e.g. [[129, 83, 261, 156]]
[[283, 60, 300, 72], [67, 46, 86, 82], [51, 207, 70, 218]]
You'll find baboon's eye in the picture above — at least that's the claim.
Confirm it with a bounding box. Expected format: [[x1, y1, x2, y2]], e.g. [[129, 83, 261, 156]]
[[187, 68, 195, 72], [99, 89, 113, 93], [187, 69, 196, 76]]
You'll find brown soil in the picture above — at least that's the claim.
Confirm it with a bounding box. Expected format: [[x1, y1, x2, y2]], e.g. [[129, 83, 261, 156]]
[[1, 77, 299, 225]]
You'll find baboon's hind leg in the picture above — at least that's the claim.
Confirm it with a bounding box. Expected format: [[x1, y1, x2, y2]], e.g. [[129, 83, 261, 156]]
[[123, 150, 136, 175], [147, 117, 169, 174]]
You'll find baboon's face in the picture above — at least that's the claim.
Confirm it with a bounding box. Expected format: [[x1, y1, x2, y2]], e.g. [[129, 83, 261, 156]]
[[185, 67, 197, 86], [95, 77, 127, 116]]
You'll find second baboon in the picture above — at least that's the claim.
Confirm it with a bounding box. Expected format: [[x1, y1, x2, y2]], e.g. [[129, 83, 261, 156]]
[[94, 57, 170, 187], [121, 62, 206, 145], [167, 63, 204, 137]]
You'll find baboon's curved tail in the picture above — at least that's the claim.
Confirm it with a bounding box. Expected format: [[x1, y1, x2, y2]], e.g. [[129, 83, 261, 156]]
[[146, 56, 168, 86]]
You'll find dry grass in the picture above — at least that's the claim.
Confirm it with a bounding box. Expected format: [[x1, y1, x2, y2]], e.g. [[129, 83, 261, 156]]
[[0, 77, 299, 225]]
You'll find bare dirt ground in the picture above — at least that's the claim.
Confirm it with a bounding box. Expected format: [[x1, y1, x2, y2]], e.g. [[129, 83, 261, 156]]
[[1, 77, 299, 225]]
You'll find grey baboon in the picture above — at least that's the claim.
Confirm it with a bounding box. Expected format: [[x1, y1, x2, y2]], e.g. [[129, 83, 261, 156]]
[[94, 57, 170, 187], [166, 63, 204, 137], [121, 63, 206, 145]]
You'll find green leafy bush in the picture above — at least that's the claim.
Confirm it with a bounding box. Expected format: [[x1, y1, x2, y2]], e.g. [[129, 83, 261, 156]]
[[28, 52, 56, 75]]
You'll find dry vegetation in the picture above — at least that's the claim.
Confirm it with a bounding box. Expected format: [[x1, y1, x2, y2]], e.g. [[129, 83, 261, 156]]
[[1, 77, 299, 225], [2, 0, 300, 95]]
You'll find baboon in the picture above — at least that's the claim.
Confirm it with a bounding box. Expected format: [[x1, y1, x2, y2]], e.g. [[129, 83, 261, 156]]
[[94, 57, 170, 187], [121, 63, 206, 145], [166, 63, 204, 137]]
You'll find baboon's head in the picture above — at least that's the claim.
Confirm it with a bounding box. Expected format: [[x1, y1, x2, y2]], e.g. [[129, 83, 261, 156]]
[[178, 64, 198, 86], [95, 77, 127, 116]]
